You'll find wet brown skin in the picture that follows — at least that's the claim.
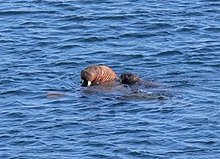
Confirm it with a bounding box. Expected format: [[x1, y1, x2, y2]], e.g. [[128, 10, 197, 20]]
[[120, 72, 141, 85], [120, 72, 159, 88], [81, 65, 118, 87]]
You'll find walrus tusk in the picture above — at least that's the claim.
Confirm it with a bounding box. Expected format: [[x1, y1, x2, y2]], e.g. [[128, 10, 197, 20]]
[[87, 81, 91, 86]]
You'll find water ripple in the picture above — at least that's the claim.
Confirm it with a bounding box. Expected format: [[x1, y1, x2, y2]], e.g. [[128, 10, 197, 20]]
[[0, 0, 219, 158]]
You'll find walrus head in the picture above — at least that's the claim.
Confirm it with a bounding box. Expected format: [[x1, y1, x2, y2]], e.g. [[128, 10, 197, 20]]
[[120, 72, 141, 85], [80, 65, 118, 87]]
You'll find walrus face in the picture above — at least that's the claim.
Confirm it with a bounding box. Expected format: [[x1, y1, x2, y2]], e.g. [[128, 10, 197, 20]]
[[120, 73, 140, 85], [80, 65, 118, 87], [80, 69, 94, 87]]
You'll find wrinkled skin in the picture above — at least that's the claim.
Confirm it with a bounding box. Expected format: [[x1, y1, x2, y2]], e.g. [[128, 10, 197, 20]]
[[81, 65, 118, 87]]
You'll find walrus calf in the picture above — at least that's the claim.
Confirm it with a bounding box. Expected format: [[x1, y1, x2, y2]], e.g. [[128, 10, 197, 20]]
[[120, 72, 159, 87], [120, 72, 141, 85], [81, 65, 118, 87]]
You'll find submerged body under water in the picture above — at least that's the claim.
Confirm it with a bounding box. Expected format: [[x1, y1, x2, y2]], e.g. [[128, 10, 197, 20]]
[[79, 77, 170, 101], [0, 0, 220, 159]]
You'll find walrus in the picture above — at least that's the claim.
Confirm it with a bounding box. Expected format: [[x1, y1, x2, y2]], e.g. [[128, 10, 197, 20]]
[[81, 65, 118, 87], [120, 72, 141, 85], [120, 72, 159, 87], [47, 65, 166, 100]]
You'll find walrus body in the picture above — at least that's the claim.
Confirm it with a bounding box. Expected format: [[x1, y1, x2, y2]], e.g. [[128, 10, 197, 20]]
[[47, 65, 167, 100], [80, 65, 169, 100], [81, 65, 158, 88]]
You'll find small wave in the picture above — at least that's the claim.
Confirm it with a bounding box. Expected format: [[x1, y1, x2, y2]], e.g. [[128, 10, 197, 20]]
[[3, 111, 27, 119], [182, 11, 204, 17], [60, 15, 92, 22], [176, 27, 198, 33], [0, 10, 56, 16], [145, 22, 174, 30], [53, 60, 79, 67], [204, 27, 220, 32], [79, 36, 108, 43], [1, 88, 30, 96], [154, 50, 183, 57], [113, 54, 144, 58], [119, 32, 156, 38], [98, 14, 135, 21], [56, 44, 82, 50]]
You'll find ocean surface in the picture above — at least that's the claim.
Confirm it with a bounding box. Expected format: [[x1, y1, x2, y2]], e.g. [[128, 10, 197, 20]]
[[0, 0, 220, 158]]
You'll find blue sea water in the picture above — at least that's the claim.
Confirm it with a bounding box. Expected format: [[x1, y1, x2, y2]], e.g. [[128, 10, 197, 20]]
[[0, 0, 220, 158]]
